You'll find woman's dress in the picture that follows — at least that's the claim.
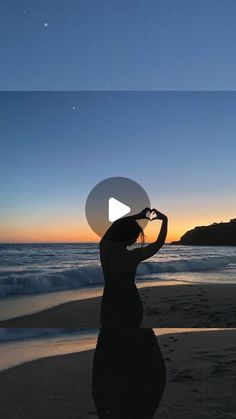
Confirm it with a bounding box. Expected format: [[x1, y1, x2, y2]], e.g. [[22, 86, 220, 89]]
[[92, 242, 167, 418], [100, 269, 143, 328], [92, 329, 166, 419]]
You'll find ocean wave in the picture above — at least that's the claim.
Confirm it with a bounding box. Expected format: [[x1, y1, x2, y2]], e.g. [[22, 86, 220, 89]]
[[138, 255, 236, 275], [0, 263, 104, 297], [0, 255, 236, 297]]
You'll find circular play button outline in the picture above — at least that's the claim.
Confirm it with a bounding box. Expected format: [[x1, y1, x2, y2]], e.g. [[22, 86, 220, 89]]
[[85, 176, 150, 238]]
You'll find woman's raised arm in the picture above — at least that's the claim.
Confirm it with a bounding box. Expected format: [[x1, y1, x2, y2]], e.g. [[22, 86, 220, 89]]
[[130, 209, 168, 262]]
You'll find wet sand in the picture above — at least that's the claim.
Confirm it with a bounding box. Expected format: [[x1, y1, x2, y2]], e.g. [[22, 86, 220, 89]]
[[0, 328, 235, 418], [0, 282, 235, 328]]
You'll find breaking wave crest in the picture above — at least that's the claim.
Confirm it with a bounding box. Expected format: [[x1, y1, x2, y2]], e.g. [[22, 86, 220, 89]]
[[1, 255, 236, 298]]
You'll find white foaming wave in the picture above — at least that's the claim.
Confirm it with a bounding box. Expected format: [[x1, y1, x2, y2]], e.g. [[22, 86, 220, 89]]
[[0, 263, 104, 297], [0, 255, 236, 297], [138, 255, 236, 275]]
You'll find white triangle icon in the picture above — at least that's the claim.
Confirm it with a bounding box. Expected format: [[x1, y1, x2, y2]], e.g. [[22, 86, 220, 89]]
[[108, 197, 131, 222]]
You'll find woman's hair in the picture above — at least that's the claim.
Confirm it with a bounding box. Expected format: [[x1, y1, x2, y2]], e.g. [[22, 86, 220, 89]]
[[102, 218, 145, 244]]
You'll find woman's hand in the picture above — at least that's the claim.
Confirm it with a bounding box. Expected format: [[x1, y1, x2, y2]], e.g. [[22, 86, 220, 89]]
[[130, 207, 167, 221], [136, 207, 151, 220], [150, 209, 168, 221]]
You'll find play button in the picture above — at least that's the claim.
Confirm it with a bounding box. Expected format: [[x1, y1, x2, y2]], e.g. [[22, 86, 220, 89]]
[[85, 177, 150, 238], [108, 198, 131, 222]]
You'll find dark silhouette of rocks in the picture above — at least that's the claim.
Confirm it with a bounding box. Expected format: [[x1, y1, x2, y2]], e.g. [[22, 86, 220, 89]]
[[171, 219, 236, 246]]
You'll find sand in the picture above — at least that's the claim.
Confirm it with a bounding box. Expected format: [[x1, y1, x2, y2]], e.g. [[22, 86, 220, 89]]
[[0, 281, 235, 328], [0, 328, 235, 419]]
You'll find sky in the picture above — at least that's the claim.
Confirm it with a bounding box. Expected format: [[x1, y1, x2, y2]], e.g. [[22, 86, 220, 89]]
[[1, 0, 236, 90], [0, 91, 236, 243]]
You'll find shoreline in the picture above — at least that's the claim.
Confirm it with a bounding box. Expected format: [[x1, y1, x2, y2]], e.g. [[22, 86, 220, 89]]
[[0, 331, 97, 372], [0, 328, 235, 418], [0, 327, 229, 373], [0, 281, 235, 328], [0, 280, 188, 322]]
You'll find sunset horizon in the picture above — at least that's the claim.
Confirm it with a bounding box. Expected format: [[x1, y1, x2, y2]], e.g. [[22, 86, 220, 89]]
[[1, 91, 236, 246], [1, 214, 235, 244]]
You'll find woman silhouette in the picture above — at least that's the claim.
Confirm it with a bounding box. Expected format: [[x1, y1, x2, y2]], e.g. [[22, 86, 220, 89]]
[[92, 208, 168, 418], [99, 207, 168, 328]]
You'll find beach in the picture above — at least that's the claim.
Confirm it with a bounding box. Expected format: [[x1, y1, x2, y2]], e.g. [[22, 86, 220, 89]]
[[0, 328, 235, 418], [1, 244, 235, 417], [1, 281, 235, 328], [1, 243, 236, 327]]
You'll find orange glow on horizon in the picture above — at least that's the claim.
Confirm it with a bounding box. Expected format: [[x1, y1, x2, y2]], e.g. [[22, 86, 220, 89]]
[[0, 213, 234, 243], [0, 223, 99, 243], [0, 222, 188, 244]]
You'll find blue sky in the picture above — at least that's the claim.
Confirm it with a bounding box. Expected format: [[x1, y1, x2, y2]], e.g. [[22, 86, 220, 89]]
[[0, 91, 236, 242], [1, 0, 236, 90]]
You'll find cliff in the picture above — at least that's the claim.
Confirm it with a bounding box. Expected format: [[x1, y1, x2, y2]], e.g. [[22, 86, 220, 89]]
[[171, 219, 236, 246]]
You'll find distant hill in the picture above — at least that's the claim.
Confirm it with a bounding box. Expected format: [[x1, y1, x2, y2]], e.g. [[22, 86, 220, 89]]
[[171, 219, 236, 246]]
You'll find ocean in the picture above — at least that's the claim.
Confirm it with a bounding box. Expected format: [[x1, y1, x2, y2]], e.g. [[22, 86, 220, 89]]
[[1, 243, 236, 299]]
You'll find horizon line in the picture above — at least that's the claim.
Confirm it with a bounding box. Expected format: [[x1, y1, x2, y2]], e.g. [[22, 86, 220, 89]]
[[0, 241, 172, 245]]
